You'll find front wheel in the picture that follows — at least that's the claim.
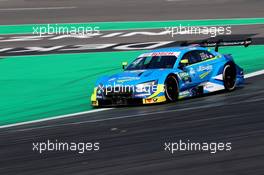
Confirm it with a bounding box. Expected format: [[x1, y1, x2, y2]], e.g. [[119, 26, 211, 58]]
[[223, 63, 236, 91], [165, 75, 179, 102]]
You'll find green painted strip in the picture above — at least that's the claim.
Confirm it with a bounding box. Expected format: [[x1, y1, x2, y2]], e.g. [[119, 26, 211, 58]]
[[0, 45, 264, 126], [0, 18, 264, 35]]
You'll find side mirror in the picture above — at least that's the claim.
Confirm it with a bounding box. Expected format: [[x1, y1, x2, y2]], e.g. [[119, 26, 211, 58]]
[[180, 59, 189, 64], [122, 62, 128, 69], [179, 59, 189, 70]]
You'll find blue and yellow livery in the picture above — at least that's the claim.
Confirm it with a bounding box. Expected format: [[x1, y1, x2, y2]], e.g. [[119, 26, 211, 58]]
[[91, 40, 250, 107]]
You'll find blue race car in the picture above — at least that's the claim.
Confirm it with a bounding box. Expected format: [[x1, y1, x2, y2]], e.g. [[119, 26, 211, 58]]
[[91, 39, 251, 107]]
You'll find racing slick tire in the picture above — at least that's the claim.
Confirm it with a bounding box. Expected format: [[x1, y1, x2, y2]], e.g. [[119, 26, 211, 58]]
[[223, 63, 236, 91], [165, 74, 179, 102]]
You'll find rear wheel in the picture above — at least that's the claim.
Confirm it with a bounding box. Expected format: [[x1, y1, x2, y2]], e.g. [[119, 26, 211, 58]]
[[165, 75, 179, 102], [223, 63, 236, 91]]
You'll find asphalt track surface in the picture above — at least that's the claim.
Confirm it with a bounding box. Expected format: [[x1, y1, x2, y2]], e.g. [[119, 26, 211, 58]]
[[1, 25, 264, 57], [1, 25, 264, 48], [0, 74, 263, 175], [0, 0, 264, 24], [0, 0, 264, 174], [1, 0, 264, 55]]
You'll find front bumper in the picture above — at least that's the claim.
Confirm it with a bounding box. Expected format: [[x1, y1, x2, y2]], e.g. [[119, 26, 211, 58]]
[[91, 90, 166, 107], [92, 96, 166, 107], [91, 84, 166, 107]]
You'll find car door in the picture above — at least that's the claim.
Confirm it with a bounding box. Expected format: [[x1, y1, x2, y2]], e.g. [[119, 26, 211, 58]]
[[193, 50, 216, 82], [179, 50, 203, 88]]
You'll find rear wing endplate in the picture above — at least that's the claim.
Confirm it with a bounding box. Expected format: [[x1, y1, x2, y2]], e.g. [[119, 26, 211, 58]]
[[200, 38, 252, 52], [181, 38, 252, 52]]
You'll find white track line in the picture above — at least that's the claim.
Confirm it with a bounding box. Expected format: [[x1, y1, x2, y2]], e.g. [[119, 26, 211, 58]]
[[0, 69, 263, 129], [0, 7, 77, 11], [0, 108, 112, 129], [244, 69, 264, 78]]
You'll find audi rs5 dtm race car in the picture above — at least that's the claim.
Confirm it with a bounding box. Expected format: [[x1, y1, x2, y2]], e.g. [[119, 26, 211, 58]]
[[91, 39, 251, 107]]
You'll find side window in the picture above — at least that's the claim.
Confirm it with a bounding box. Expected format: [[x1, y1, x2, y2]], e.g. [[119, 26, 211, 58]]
[[188, 51, 202, 64], [180, 50, 214, 67], [180, 51, 200, 66], [196, 50, 215, 61], [180, 52, 192, 67], [182, 52, 190, 61]]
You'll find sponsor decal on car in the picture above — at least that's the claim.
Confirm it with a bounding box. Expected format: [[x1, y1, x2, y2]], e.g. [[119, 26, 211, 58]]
[[197, 65, 213, 72], [139, 51, 181, 57], [178, 72, 191, 82]]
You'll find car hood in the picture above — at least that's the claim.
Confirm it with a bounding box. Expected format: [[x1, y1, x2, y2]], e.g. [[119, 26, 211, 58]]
[[101, 69, 173, 86]]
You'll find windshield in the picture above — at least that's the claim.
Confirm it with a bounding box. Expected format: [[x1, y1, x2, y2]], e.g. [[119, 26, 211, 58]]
[[126, 56, 177, 70]]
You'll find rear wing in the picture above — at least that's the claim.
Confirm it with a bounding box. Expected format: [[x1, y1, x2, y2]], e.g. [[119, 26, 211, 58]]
[[181, 38, 252, 52]]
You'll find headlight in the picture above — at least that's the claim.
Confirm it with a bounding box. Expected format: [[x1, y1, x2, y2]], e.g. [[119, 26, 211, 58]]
[[136, 80, 157, 93]]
